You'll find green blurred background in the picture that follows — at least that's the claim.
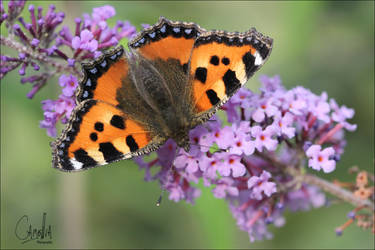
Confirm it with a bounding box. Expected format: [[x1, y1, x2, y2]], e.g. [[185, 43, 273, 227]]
[[1, 1, 374, 249]]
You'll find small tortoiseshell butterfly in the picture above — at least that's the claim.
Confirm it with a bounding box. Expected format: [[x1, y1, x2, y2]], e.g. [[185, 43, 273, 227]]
[[52, 17, 273, 171]]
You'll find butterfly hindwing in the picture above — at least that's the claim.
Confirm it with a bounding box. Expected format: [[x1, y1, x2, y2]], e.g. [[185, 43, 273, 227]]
[[189, 29, 273, 122], [52, 100, 163, 171]]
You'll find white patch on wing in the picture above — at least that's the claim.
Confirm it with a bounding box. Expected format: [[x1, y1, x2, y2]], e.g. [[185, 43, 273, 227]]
[[254, 51, 263, 66], [70, 158, 83, 170]]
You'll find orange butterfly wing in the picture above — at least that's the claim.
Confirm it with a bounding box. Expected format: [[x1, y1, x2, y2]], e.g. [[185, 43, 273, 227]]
[[52, 47, 163, 171], [77, 47, 126, 106], [189, 29, 273, 117], [129, 16, 206, 71], [52, 100, 161, 171]]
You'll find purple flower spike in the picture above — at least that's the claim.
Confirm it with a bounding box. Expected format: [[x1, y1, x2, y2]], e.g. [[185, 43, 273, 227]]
[[31, 38, 40, 47], [229, 122, 254, 155], [309, 95, 331, 123], [272, 112, 295, 139], [230, 87, 253, 107], [40, 111, 58, 137], [72, 29, 98, 52], [6, 0, 25, 22], [67, 58, 75, 67], [59, 74, 78, 97], [93, 5, 115, 20], [251, 125, 278, 152], [215, 152, 246, 177], [330, 99, 357, 131], [305, 145, 336, 173], [212, 125, 235, 150], [74, 17, 82, 36], [252, 98, 279, 123], [129, 73, 357, 243], [28, 4, 37, 33], [37, 6, 43, 19], [247, 170, 277, 200], [212, 178, 239, 198], [259, 75, 283, 93], [18, 52, 26, 59], [18, 62, 27, 75], [27, 80, 46, 99], [174, 149, 200, 174], [31, 62, 40, 71]]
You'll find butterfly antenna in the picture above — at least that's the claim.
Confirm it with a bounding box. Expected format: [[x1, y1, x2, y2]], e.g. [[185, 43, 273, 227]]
[[190, 142, 228, 153]]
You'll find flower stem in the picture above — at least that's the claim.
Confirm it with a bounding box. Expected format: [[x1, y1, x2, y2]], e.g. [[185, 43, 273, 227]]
[[302, 173, 374, 211], [256, 151, 374, 211]]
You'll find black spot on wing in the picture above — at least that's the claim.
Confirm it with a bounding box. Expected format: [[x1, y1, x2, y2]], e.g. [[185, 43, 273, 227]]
[[99, 142, 123, 162], [206, 89, 220, 105], [74, 149, 97, 168], [222, 69, 241, 95], [126, 135, 139, 152], [210, 55, 219, 66], [94, 122, 104, 132], [195, 67, 207, 83], [242, 52, 258, 78], [110, 115, 125, 129], [90, 132, 98, 141], [221, 57, 230, 65]]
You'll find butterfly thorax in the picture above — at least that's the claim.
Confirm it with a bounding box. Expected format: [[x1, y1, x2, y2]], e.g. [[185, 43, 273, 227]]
[[127, 52, 193, 152]]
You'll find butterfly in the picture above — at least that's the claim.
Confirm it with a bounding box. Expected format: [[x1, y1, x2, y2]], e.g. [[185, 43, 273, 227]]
[[51, 17, 273, 171]]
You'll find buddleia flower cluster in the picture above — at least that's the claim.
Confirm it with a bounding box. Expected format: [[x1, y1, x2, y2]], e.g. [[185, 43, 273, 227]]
[[135, 75, 359, 242], [0, 0, 136, 136]]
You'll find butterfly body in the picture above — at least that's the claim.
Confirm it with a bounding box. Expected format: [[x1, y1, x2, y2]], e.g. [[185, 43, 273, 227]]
[[126, 53, 194, 151], [52, 17, 273, 171]]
